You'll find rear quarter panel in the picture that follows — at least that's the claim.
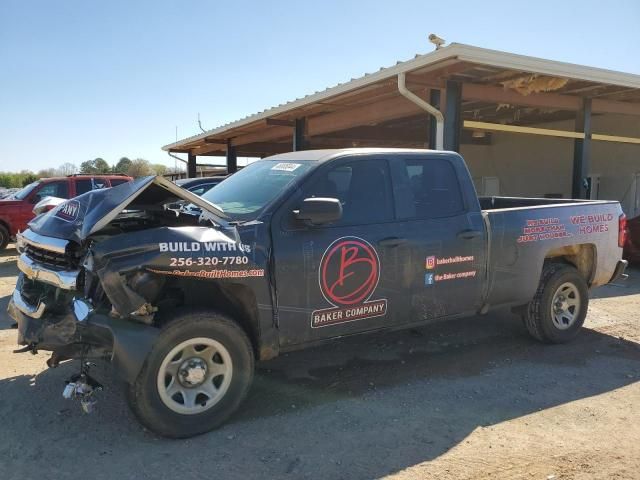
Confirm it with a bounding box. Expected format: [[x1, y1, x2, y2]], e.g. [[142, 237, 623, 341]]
[[484, 201, 623, 308]]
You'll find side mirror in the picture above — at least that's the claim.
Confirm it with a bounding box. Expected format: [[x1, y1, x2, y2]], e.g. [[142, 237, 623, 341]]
[[294, 197, 342, 225]]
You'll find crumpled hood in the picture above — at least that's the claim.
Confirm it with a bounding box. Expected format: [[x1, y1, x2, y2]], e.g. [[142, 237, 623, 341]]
[[27, 176, 228, 244]]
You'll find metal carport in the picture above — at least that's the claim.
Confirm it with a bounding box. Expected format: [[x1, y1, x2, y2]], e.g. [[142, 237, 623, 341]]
[[163, 43, 640, 201]]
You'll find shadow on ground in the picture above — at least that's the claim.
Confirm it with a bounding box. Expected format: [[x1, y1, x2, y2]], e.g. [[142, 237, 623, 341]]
[[590, 266, 640, 299], [0, 244, 16, 258], [1, 310, 638, 480], [0, 296, 15, 330]]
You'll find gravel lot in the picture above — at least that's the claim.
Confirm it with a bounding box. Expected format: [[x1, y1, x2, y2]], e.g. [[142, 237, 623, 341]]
[[0, 244, 638, 480]]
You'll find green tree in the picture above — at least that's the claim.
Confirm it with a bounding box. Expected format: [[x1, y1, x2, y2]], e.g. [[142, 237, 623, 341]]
[[80, 158, 111, 174], [22, 173, 37, 186], [80, 159, 99, 173], [114, 157, 132, 174], [6, 170, 38, 187], [94, 158, 110, 173], [0, 173, 19, 188], [79, 160, 94, 174]]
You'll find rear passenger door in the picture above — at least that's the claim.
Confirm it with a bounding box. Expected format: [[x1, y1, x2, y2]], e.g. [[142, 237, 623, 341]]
[[272, 156, 411, 347], [75, 178, 94, 196], [389, 154, 486, 321], [75, 178, 110, 197]]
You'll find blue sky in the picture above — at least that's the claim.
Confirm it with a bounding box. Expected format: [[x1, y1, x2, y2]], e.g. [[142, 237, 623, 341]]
[[1, 0, 639, 172]]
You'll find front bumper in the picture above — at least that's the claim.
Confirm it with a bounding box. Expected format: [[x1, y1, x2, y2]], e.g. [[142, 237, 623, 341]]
[[8, 294, 79, 350], [17, 253, 79, 290], [11, 276, 46, 319]]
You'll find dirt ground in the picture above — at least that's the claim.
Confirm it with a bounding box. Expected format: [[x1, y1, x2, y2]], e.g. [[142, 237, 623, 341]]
[[0, 244, 638, 480]]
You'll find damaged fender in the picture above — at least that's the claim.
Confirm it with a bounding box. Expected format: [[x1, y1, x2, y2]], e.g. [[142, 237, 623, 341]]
[[89, 314, 160, 384]]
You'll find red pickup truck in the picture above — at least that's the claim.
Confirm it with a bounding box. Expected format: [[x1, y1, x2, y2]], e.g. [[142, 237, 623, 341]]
[[0, 174, 132, 250]]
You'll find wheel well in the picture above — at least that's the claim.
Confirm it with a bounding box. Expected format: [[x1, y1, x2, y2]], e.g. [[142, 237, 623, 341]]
[[544, 243, 596, 285], [157, 278, 261, 356]]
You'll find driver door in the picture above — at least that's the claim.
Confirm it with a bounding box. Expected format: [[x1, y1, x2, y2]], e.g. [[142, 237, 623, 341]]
[[271, 156, 411, 347]]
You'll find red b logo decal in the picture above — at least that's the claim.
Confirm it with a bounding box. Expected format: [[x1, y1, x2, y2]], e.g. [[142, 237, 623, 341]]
[[320, 237, 380, 307], [312, 236, 387, 328]]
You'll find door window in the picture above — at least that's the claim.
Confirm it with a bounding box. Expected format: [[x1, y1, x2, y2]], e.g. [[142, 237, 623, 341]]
[[76, 178, 109, 195], [391, 158, 464, 219], [305, 159, 394, 225], [92, 178, 108, 189], [75, 179, 93, 195], [32, 181, 69, 202], [110, 178, 129, 187]]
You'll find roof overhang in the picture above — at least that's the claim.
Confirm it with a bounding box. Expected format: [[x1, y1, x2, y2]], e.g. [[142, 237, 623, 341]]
[[164, 43, 640, 157]]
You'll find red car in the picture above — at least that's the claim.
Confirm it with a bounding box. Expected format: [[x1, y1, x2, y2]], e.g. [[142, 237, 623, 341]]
[[0, 174, 131, 250], [623, 215, 640, 265]]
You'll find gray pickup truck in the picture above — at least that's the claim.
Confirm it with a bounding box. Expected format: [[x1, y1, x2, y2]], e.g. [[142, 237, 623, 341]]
[[8, 148, 628, 437]]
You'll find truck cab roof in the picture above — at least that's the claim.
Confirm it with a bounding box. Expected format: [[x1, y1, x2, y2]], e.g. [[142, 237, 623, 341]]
[[266, 148, 455, 164]]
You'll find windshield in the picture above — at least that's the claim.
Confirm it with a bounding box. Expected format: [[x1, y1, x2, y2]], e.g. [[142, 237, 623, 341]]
[[202, 160, 313, 219], [11, 181, 40, 200]]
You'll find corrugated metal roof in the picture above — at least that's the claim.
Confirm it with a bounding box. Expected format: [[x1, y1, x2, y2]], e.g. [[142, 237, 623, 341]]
[[163, 43, 640, 151]]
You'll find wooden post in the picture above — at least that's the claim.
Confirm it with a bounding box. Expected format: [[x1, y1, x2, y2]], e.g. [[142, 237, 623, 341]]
[[444, 80, 462, 152], [293, 118, 307, 151], [226, 139, 238, 174], [572, 98, 592, 199], [187, 152, 197, 178]]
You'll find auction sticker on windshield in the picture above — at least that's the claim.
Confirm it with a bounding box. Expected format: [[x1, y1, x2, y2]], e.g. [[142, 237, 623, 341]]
[[271, 162, 301, 172]]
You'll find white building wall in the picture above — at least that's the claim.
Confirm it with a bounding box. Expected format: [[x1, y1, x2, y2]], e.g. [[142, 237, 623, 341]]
[[460, 113, 640, 216]]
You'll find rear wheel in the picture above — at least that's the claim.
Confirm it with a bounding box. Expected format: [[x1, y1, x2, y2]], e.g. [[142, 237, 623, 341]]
[[524, 263, 589, 343], [127, 310, 254, 438], [0, 224, 9, 251]]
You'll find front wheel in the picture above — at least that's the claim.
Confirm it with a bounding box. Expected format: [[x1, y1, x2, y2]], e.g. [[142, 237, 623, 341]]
[[127, 310, 254, 438], [523, 263, 589, 343]]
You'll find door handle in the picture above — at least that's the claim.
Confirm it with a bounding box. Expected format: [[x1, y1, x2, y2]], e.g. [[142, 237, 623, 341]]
[[378, 237, 408, 248], [457, 229, 483, 240]]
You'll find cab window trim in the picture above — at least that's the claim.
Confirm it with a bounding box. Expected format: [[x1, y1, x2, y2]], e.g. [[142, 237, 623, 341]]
[[280, 155, 397, 231], [389, 155, 468, 220]]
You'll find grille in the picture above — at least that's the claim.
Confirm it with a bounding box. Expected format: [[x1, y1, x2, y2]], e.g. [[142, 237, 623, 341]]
[[24, 244, 79, 270]]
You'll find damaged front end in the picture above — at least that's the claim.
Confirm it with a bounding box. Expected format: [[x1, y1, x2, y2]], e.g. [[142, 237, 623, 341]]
[[7, 176, 235, 385], [9, 230, 104, 362]]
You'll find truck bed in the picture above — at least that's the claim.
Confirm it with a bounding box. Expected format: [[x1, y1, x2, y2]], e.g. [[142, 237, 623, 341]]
[[479, 196, 597, 210], [479, 196, 622, 310]]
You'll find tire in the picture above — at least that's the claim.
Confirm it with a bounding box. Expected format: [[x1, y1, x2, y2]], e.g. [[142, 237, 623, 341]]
[[0, 224, 9, 251], [524, 262, 589, 344], [127, 310, 254, 438]]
